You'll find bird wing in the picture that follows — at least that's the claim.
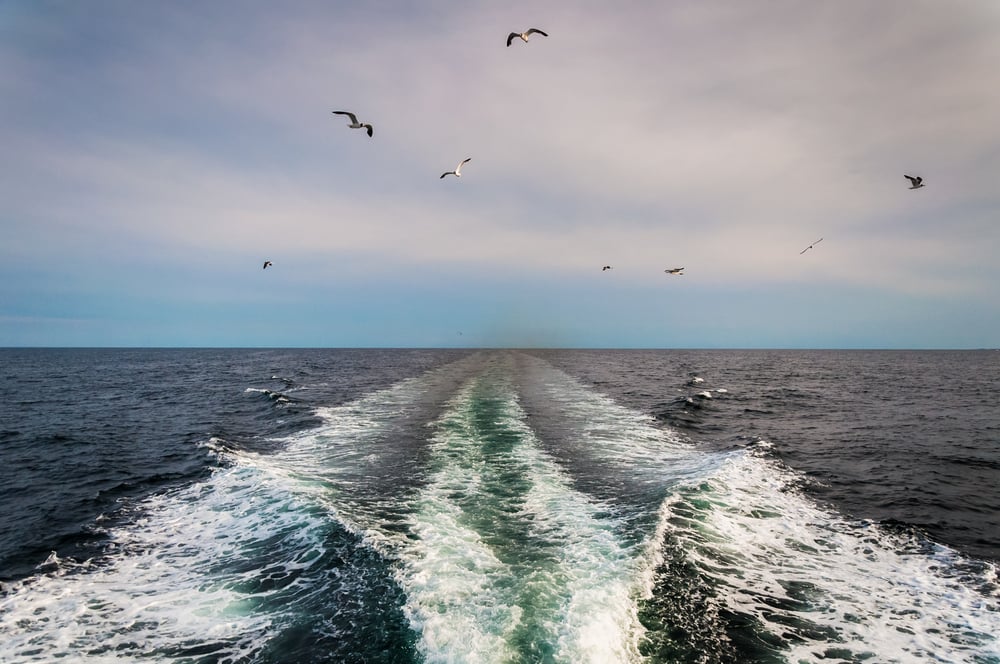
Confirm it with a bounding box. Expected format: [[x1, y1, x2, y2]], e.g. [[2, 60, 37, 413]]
[[455, 158, 471, 174], [333, 110, 358, 124], [904, 175, 918, 184], [800, 238, 822, 254], [440, 172, 452, 179], [364, 124, 373, 137], [507, 32, 517, 46], [526, 28, 548, 36]]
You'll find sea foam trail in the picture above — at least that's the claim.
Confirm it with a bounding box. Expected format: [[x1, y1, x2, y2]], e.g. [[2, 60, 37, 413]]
[[258, 352, 492, 545], [262, 354, 646, 661], [240, 353, 708, 662], [513, 353, 1000, 662], [0, 461, 332, 662], [659, 446, 1000, 663], [512, 353, 733, 536], [0, 355, 488, 663], [396, 360, 646, 663], [7, 351, 993, 662]]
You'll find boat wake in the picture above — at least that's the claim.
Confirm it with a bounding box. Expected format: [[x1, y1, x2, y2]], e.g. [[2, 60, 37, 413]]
[[2, 352, 997, 663]]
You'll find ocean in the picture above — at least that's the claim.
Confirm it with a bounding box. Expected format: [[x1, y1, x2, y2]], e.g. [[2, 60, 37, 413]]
[[0, 348, 997, 663]]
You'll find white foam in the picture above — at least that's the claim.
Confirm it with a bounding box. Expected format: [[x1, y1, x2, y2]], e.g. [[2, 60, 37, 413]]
[[0, 353, 491, 663], [665, 450, 1000, 662], [0, 462, 329, 662], [516, 354, 726, 489], [505, 355, 1000, 661], [395, 368, 647, 663], [0, 356, 500, 663], [8, 351, 993, 662], [243, 387, 291, 403]]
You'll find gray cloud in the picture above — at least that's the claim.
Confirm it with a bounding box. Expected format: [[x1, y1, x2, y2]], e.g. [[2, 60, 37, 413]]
[[2, 0, 998, 345]]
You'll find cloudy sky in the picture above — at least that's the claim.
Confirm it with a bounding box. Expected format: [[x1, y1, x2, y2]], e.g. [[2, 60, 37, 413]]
[[2, 0, 999, 348]]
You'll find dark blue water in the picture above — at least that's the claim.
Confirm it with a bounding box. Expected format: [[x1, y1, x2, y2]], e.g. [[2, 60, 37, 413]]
[[1, 348, 997, 662], [0, 348, 469, 582], [531, 349, 1000, 562]]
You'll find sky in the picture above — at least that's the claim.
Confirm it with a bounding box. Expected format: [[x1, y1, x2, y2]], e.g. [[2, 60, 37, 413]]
[[2, 0, 999, 348]]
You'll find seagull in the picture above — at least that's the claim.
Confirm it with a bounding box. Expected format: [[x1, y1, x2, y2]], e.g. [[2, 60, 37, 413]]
[[665, 268, 684, 275], [602, 265, 613, 271], [440, 158, 471, 179], [799, 238, 823, 254], [263, 260, 273, 270], [904, 174, 925, 189], [332, 110, 373, 137], [507, 28, 548, 47]]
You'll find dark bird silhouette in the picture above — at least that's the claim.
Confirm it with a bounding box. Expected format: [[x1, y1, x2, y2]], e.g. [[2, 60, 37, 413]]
[[332, 110, 373, 137], [440, 158, 471, 179], [263, 261, 273, 270], [664, 268, 684, 275], [602, 265, 613, 271], [904, 175, 925, 189], [507, 28, 548, 47], [799, 238, 823, 254]]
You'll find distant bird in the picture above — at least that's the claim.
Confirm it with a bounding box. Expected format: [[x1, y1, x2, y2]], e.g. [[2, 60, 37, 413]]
[[507, 28, 548, 46], [332, 110, 373, 137], [799, 238, 823, 254], [440, 158, 471, 179], [263, 260, 273, 270], [665, 268, 684, 275], [602, 265, 613, 271], [904, 174, 924, 189]]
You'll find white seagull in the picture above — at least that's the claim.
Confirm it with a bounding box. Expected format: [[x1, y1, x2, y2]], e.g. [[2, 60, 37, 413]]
[[263, 260, 273, 270], [904, 174, 925, 189], [507, 28, 548, 47], [440, 158, 471, 179], [799, 238, 823, 254], [664, 267, 684, 275], [332, 110, 373, 137]]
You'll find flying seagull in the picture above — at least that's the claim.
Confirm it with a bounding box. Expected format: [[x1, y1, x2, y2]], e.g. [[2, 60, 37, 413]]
[[904, 174, 924, 189], [332, 110, 373, 137], [440, 158, 471, 179], [263, 260, 273, 270], [665, 268, 684, 275], [507, 28, 548, 47], [602, 265, 613, 271], [799, 238, 823, 254]]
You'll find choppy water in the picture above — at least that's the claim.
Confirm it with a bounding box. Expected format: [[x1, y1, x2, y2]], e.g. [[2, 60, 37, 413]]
[[1, 348, 998, 663]]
